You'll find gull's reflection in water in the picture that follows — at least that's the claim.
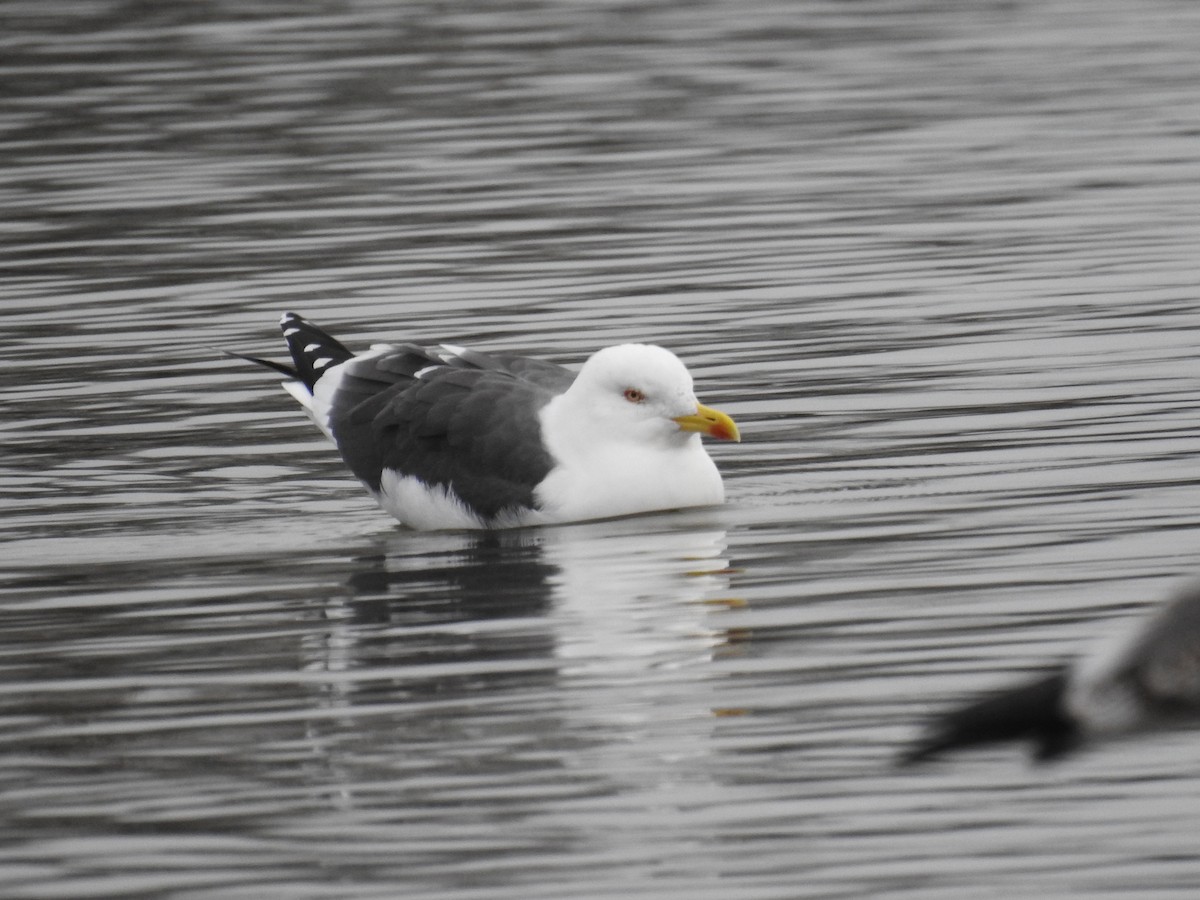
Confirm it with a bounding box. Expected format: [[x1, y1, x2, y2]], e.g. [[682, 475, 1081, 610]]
[[536, 515, 738, 797], [308, 511, 735, 691], [306, 528, 562, 708], [299, 513, 738, 787], [542, 516, 733, 676]]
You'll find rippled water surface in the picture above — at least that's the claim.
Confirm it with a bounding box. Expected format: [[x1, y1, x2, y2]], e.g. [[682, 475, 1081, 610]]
[[5, 1, 1200, 897]]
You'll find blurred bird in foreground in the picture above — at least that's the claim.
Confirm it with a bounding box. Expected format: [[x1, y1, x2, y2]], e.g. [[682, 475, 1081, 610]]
[[902, 580, 1200, 764]]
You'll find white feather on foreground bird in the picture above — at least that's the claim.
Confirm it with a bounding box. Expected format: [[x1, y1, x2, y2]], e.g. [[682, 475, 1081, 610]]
[[228, 312, 740, 530]]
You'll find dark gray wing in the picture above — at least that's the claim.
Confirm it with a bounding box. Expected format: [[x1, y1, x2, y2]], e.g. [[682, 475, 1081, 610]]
[[326, 344, 575, 521]]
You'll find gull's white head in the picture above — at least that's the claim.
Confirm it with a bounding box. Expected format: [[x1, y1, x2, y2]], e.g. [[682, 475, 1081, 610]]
[[565, 343, 739, 446], [534, 343, 739, 522]]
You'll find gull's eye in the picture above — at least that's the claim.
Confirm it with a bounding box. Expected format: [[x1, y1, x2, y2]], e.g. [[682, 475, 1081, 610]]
[[623, 388, 646, 403]]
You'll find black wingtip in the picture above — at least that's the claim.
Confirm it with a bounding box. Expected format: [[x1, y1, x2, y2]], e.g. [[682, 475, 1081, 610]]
[[219, 348, 298, 379], [278, 312, 355, 390], [899, 669, 1079, 766]]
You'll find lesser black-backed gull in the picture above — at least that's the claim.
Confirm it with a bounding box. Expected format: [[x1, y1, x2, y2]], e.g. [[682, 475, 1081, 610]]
[[230, 312, 740, 530]]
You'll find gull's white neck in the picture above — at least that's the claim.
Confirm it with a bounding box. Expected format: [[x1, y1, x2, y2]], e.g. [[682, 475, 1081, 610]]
[[535, 393, 724, 523]]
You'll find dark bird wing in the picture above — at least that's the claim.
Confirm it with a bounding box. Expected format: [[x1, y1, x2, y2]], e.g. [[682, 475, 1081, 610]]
[[325, 346, 575, 520], [900, 669, 1080, 764]]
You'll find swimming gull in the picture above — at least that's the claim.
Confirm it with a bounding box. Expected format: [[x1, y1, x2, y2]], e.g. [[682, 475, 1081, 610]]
[[229, 312, 740, 530]]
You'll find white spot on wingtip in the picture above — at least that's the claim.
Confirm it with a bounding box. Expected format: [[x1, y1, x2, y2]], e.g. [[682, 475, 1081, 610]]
[[283, 328, 300, 337], [312, 358, 334, 370], [304, 343, 321, 353], [414, 364, 442, 379]]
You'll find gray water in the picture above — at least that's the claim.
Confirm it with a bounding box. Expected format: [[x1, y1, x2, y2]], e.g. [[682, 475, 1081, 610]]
[[5, 1, 1200, 897]]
